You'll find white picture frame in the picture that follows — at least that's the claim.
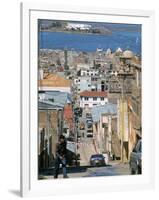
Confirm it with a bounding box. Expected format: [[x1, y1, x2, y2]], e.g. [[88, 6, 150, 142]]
[[20, 2, 155, 197]]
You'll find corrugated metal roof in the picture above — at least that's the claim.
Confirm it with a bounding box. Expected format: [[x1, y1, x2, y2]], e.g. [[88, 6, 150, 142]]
[[38, 100, 64, 110], [39, 91, 72, 106], [91, 103, 117, 122]]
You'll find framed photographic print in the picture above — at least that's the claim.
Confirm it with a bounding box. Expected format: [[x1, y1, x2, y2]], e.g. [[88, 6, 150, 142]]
[[20, 2, 155, 197]]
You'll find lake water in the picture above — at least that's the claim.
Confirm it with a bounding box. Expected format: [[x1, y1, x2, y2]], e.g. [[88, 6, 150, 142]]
[[39, 30, 141, 55]]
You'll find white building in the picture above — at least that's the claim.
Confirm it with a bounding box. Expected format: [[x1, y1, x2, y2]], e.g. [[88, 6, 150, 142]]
[[91, 103, 117, 155], [79, 90, 108, 109], [76, 63, 91, 71], [74, 76, 92, 93], [66, 23, 91, 30], [81, 68, 99, 77]]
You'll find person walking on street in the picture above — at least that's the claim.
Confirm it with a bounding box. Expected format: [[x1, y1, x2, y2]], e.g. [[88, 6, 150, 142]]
[[54, 135, 68, 179]]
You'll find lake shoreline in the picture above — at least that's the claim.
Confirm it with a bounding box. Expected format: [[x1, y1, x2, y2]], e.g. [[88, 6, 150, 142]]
[[40, 29, 112, 36]]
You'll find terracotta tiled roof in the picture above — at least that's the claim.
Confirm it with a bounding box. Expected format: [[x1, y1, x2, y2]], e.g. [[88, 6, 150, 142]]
[[39, 73, 71, 87], [80, 90, 107, 97]]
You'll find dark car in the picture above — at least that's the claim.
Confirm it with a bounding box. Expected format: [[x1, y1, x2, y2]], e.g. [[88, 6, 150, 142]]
[[90, 154, 106, 166], [87, 128, 93, 138], [86, 113, 92, 119], [86, 118, 93, 124], [74, 107, 83, 117], [129, 139, 142, 174], [87, 123, 92, 129]]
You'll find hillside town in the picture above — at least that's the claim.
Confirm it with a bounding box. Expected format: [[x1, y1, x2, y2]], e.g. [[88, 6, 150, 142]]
[[38, 47, 142, 179]]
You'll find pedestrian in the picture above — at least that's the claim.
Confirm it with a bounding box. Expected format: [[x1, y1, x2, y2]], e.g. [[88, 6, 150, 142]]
[[54, 135, 69, 179]]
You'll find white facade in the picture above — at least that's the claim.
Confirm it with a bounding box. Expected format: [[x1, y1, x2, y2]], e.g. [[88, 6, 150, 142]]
[[80, 96, 108, 108], [66, 23, 91, 30], [76, 63, 91, 71], [81, 69, 99, 77], [74, 76, 92, 93]]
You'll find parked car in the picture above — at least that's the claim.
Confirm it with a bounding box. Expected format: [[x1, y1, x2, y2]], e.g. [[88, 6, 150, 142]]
[[86, 119, 93, 125], [86, 113, 92, 119], [90, 154, 106, 166], [87, 123, 92, 129], [129, 139, 142, 174], [87, 133, 93, 138], [87, 128, 93, 138], [74, 107, 82, 117]]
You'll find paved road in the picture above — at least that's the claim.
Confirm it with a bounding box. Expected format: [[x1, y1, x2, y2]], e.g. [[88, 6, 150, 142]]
[[84, 163, 130, 177], [39, 162, 130, 180], [77, 138, 97, 166], [77, 109, 98, 166]]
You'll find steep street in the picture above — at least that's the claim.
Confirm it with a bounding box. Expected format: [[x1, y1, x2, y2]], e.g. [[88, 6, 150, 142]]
[[39, 163, 130, 179]]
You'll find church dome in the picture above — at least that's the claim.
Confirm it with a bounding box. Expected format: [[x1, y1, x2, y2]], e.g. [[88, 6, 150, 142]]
[[122, 50, 134, 58]]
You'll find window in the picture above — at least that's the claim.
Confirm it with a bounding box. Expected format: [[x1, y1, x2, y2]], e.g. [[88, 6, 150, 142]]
[[84, 97, 89, 101], [101, 97, 104, 101], [93, 97, 97, 101], [101, 84, 105, 91]]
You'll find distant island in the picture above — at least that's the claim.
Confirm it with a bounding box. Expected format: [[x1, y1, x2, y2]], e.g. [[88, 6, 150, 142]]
[[39, 21, 112, 35]]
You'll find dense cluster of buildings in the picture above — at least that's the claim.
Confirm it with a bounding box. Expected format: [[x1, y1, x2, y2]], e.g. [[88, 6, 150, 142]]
[[38, 47, 142, 169]]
